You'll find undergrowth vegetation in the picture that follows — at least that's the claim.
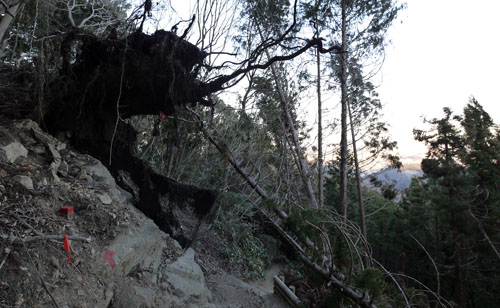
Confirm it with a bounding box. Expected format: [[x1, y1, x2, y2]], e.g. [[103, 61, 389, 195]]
[[213, 193, 271, 280]]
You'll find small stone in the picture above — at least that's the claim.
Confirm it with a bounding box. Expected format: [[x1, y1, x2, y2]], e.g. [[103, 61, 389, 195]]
[[50, 256, 60, 268], [98, 193, 112, 205], [77, 289, 85, 296], [32, 144, 46, 154], [14, 119, 39, 131], [47, 144, 61, 171], [78, 169, 87, 179], [56, 143, 66, 151], [13, 175, 33, 190], [0, 141, 28, 164], [51, 172, 60, 183], [52, 269, 61, 280], [82, 175, 93, 182], [58, 160, 69, 177]]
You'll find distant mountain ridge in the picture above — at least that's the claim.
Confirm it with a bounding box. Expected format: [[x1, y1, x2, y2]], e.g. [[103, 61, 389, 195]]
[[367, 168, 423, 191]]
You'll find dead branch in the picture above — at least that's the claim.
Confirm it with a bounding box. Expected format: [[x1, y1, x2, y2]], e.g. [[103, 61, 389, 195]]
[[203, 37, 341, 94], [0, 247, 11, 272], [15, 229, 61, 308], [468, 208, 500, 261], [410, 235, 442, 307], [1, 234, 92, 244]]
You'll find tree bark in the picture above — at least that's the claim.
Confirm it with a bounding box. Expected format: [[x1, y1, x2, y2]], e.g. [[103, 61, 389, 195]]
[[339, 0, 349, 220], [315, 19, 324, 208], [348, 101, 369, 266]]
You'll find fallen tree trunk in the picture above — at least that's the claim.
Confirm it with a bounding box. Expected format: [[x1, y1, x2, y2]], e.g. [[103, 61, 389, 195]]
[[189, 109, 376, 307], [256, 208, 377, 308]]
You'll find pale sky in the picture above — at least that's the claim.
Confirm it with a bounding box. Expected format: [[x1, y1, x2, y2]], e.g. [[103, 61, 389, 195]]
[[378, 0, 500, 163]]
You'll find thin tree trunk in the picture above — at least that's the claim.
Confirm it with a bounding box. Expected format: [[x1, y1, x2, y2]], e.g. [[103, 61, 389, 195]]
[[270, 62, 318, 208], [315, 19, 324, 208], [222, 157, 230, 190], [435, 214, 441, 271], [255, 23, 318, 208], [166, 145, 176, 177], [348, 101, 369, 266], [339, 0, 349, 220], [454, 234, 466, 307]]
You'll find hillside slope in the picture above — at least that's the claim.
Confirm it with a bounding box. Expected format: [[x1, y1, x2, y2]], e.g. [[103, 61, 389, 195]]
[[0, 119, 286, 308]]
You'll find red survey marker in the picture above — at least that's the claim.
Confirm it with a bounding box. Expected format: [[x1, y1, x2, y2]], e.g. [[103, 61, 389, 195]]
[[103, 250, 116, 269]]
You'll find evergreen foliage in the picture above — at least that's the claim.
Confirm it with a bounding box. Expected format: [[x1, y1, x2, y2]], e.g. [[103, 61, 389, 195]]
[[371, 99, 500, 306]]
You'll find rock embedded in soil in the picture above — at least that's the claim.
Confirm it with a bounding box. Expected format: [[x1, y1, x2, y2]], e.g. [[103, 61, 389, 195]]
[[0, 127, 27, 164], [165, 248, 209, 297], [98, 193, 112, 205], [13, 175, 33, 190]]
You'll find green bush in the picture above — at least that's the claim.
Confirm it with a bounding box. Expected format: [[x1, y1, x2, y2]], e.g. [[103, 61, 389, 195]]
[[214, 193, 271, 280], [354, 268, 385, 300]]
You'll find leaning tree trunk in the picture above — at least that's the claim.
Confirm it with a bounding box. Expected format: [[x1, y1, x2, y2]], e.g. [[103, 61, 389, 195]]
[[190, 109, 377, 308], [348, 101, 369, 267], [254, 23, 318, 209]]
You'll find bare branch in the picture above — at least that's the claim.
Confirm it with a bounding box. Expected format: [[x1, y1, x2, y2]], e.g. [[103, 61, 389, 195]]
[[203, 37, 341, 94]]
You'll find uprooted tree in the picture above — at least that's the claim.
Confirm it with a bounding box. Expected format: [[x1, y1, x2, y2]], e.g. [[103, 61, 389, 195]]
[[0, 1, 418, 306], [0, 0, 340, 245]]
